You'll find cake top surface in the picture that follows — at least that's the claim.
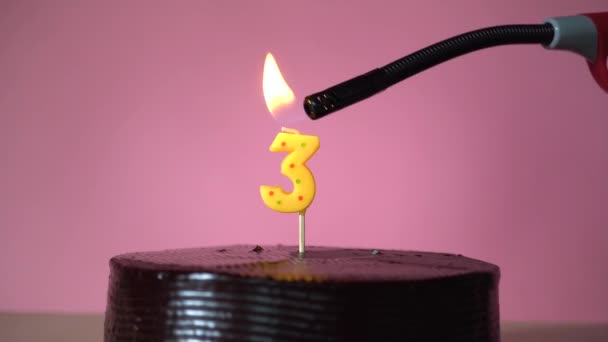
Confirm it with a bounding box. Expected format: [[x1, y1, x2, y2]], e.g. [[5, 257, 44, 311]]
[[111, 245, 499, 283]]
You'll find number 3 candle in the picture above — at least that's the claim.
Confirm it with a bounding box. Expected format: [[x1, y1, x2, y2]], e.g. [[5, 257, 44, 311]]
[[260, 53, 320, 254]]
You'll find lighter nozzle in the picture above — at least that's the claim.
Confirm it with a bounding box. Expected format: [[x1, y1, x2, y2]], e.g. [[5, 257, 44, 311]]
[[303, 68, 387, 120], [303, 93, 339, 120]]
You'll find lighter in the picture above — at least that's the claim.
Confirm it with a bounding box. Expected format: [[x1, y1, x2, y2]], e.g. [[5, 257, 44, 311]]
[[303, 13, 608, 120]]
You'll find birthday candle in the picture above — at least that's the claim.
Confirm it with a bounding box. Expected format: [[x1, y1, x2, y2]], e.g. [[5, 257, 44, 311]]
[[260, 129, 320, 213], [260, 52, 320, 254]]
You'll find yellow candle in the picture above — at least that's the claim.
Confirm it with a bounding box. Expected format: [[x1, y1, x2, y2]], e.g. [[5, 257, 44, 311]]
[[261, 52, 318, 253], [260, 129, 320, 213]]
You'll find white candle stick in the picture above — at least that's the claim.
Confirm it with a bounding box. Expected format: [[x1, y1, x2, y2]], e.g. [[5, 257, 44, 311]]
[[299, 211, 305, 255]]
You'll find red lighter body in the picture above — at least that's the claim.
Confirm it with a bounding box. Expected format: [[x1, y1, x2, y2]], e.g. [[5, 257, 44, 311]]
[[583, 12, 608, 93]]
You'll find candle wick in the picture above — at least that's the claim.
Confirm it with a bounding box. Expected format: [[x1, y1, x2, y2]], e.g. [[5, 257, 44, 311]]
[[281, 127, 301, 135]]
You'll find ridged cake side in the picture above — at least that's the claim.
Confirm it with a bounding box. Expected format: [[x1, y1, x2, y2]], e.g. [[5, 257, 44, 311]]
[[104, 245, 500, 342]]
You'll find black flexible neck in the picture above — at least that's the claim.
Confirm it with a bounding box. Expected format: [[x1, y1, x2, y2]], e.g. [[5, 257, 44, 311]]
[[303, 23, 555, 120]]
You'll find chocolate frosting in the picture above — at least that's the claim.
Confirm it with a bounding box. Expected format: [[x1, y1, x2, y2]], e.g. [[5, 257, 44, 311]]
[[105, 245, 500, 341]]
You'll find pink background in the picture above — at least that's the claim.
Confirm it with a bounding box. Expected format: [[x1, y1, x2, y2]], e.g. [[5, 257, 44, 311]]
[[1, 0, 607, 321]]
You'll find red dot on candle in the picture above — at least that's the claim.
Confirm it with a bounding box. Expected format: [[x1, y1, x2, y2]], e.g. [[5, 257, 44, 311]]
[[298, 196, 303, 201], [281, 142, 286, 147], [290, 163, 295, 168], [269, 191, 274, 196]]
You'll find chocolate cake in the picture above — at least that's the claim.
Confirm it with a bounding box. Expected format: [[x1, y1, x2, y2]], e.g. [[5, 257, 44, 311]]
[[104, 245, 500, 341]]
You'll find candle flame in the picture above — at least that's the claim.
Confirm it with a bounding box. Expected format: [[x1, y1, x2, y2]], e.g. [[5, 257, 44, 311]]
[[263, 52, 295, 119]]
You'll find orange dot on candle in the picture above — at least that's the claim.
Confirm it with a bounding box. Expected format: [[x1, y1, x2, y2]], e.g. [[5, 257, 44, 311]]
[[298, 196, 303, 201], [281, 142, 286, 147], [269, 191, 274, 196], [289, 163, 295, 168]]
